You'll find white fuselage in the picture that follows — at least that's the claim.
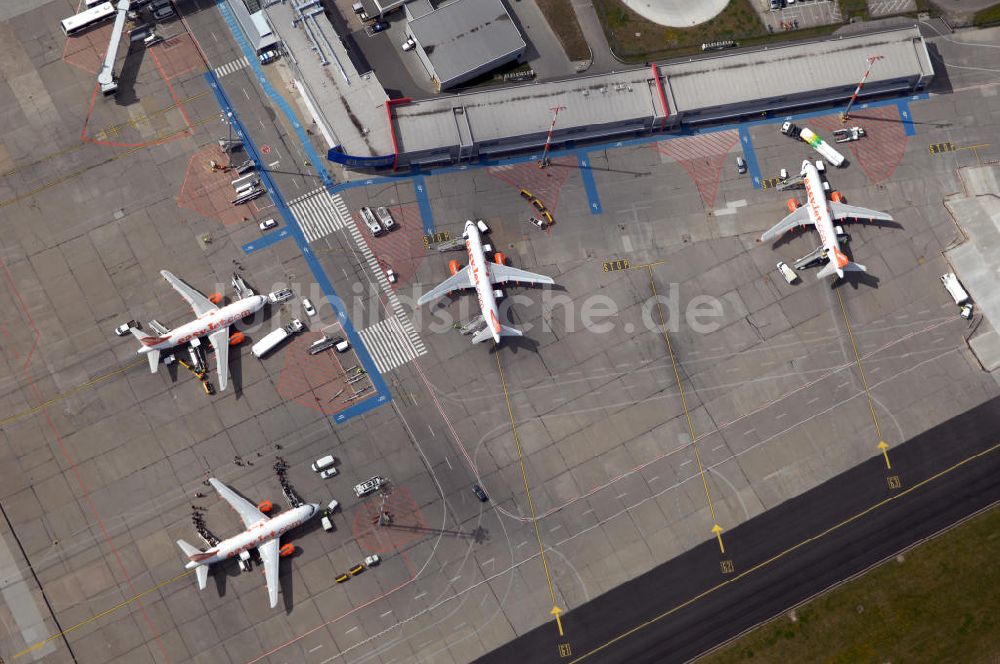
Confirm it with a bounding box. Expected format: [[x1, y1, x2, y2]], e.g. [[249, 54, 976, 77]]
[[186, 503, 318, 568], [138, 294, 268, 355], [801, 160, 846, 268], [464, 221, 501, 343]]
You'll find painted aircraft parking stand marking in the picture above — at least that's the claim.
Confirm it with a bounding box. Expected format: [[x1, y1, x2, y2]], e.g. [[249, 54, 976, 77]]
[[577, 151, 603, 214], [205, 72, 389, 424], [413, 175, 435, 234]]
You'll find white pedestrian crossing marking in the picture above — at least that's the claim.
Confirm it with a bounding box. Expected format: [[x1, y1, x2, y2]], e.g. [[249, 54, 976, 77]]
[[288, 189, 348, 242], [288, 188, 427, 371], [213, 56, 249, 79], [359, 316, 421, 374]]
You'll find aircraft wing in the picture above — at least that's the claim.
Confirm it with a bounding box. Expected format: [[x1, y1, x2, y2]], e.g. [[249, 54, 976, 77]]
[[488, 263, 555, 287], [258, 538, 280, 608], [759, 206, 813, 242], [208, 328, 230, 391], [828, 202, 894, 223], [209, 478, 268, 529], [416, 267, 473, 305], [161, 270, 218, 317]]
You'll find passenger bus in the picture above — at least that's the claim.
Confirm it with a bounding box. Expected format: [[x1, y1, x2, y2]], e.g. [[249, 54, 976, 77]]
[[60, 2, 115, 36]]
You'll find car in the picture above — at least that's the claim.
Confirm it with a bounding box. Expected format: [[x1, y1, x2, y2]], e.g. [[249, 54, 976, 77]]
[[960, 303, 974, 319], [302, 298, 316, 317], [152, 4, 175, 20], [776, 261, 798, 284], [364, 554, 381, 567], [472, 484, 489, 502], [321, 513, 334, 531], [371, 21, 388, 33], [386, 268, 397, 284], [259, 49, 280, 65], [353, 475, 386, 497], [401, 38, 415, 52], [736, 156, 747, 174], [114, 320, 139, 336], [375, 206, 395, 230], [311, 455, 335, 472], [320, 467, 338, 479], [259, 218, 277, 231], [327, 499, 340, 512]]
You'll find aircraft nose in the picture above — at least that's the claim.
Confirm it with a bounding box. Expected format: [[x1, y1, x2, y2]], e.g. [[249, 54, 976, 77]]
[[310, 503, 320, 516]]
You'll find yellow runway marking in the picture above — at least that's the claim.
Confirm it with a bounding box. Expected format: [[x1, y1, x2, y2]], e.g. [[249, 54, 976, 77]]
[[569, 440, 1000, 663], [646, 265, 724, 552], [495, 348, 566, 637], [0, 358, 145, 427], [14, 569, 195, 658], [835, 287, 888, 462]]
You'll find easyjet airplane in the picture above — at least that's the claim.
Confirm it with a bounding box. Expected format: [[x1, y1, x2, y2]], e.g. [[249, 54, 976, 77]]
[[177, 479, 318, 608], [760, 160, 894, 279], [417, 220, 554, 343], [130, 270, 267, 390]]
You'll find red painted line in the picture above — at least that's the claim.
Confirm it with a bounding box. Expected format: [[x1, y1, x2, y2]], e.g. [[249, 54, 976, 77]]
[[0, 259, 171, 663], [385, 98, 411, 171], [651, 63, 669, 129]]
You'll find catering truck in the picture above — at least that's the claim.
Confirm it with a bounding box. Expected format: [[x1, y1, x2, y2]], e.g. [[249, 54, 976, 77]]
[[251, 319, 304, 358]]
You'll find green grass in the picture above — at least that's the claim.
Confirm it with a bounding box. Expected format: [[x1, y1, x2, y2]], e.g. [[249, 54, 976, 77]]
[[838, 0, 870, 21], [592, 0, 836, 63], [974, 3, 1000, 26], [700, 506, 1000, 664], [535, 0, 592, 61]]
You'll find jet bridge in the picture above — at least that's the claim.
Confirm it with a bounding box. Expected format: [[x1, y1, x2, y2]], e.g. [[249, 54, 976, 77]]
[[97, 0, 131, 95]]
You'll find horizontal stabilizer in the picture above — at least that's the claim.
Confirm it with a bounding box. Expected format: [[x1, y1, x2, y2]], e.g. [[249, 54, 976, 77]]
[[146, 350, 160, 373], [816, 260, 866, 279]]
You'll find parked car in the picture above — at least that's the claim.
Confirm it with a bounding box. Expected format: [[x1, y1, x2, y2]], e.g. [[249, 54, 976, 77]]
[[327, 499, 340, 512], [401, 37, 415, 51], [320, 467, 338, 479], [259, 49, 280, 65], [736, 156, 747, 174], [364, 554, 381, 567], [311, 455, 335, 472], [472, 484, 489, 502], [386, 268, 398, 284], [259, 218, 277, 231], [371, 21, 388, 33], [302, 298, 316, 317]]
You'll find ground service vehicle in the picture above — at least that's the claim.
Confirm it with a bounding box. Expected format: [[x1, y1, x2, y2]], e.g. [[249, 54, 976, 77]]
[[777, 261, 798, 284], [250, 320, 303, 358], [268, 289, 294, 303], [799, 128, 845, 167], [376, 206, 395, 230], [312, 455, 335, 472], [941, 273, 970, 305], [360, 207, 383, 236], [354, 476, 386, 497]]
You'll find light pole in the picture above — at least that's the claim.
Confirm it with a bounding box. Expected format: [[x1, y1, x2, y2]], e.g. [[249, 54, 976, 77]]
[[842, 55, 883, 123], [538, 106, 566, 169]]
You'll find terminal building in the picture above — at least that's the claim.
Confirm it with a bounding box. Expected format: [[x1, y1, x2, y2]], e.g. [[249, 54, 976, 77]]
[[228, 0, 279, 53], [325, 26, 934, 171], [404, 0, 526, 91]]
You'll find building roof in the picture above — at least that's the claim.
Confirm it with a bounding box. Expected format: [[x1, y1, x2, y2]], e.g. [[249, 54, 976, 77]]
[[407, 0, 525, 86], [392, 68, 667, 153], [664, 28, 933, 112]]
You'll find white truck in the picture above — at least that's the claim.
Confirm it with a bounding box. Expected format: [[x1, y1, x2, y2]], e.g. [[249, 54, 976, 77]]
[[251, 319, 304, 358], [941, 273, 974, 318], [799, 128, 845, 167]]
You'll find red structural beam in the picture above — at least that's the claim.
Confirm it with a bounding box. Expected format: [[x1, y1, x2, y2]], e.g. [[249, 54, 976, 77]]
[[385, 97, 411, 171], [651, 63, 669, 129]]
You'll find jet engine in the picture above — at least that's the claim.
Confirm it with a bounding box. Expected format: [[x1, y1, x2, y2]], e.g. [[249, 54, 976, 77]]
[[229, 331, 245, 346], [448, 260, 461, 275], [830, 191, 844, 203], [786, 199, 800, 213], [209, 292, 224, 305], [493, 252, 506, 266], [279, 543, 295, 557]]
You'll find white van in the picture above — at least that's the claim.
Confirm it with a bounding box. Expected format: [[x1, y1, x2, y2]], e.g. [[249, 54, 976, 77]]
[[777, 261, 798, 284], [311, 455, 335, 472]]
